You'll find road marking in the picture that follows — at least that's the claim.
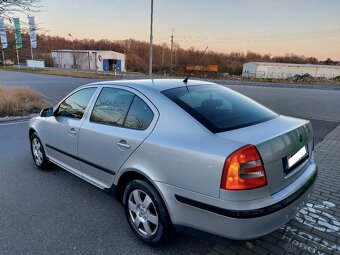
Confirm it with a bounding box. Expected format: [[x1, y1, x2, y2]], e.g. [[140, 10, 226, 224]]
[[0, 120, 29, 126]]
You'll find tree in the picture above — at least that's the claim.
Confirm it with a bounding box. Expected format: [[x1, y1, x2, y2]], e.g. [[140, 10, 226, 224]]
[[306, 57, 318, 64], [324, 58, 336, 65], [0, 0, 40, 17]]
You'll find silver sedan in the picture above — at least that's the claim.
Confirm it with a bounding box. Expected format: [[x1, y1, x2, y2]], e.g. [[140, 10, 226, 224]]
[[28, 79, 317, 245]]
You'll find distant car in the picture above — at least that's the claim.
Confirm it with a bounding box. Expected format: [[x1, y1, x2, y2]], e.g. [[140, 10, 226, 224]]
[[4, 59, 14, 65], [28, 79, 317, 245]]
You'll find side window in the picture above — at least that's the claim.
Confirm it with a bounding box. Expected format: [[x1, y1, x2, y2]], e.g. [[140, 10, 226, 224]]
[[57, 88, 96, 119], [124, 96, 154, 130], [90, 88, 134, 126]]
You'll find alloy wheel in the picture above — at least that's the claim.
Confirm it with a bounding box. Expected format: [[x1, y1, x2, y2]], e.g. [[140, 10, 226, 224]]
[[32, 137, 43, 166], [128, 189, 159, 237]]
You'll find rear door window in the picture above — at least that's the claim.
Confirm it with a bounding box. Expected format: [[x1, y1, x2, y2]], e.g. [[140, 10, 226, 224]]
[[162, 85, 278, 133], [90, 87, 154, 130], [90, 88, 134, 126], [124, 96, 154, 130]]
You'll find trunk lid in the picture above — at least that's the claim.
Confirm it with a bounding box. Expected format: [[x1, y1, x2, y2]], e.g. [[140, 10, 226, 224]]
[[217, 115, 313, 196]]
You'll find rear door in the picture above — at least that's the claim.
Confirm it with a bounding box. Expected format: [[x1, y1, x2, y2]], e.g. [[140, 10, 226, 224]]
[[77, 86, 158, 188]]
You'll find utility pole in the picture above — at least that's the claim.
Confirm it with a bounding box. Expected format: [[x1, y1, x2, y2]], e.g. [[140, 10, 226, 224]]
[[1, 50, 4, 66], [30, 47, 34, 60], [170, 28, 174, 78], [161, 47, 164, 67], [149, 0, 154, 79], [16, 48, 19, 68], [124, 49, 127, 72], [68, 33, 75, 69]]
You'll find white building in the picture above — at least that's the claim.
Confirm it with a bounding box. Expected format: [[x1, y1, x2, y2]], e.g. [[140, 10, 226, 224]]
[[51, 50, 126, 72], [242, 62, 340, 79]]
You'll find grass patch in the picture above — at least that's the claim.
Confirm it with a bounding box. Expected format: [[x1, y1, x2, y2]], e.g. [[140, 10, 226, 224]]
[[0, 66, 121, 79], [0, 87, 49, 117]]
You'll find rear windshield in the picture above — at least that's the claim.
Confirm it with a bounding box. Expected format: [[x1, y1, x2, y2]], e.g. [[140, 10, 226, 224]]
[[162, 85, 278, 133]]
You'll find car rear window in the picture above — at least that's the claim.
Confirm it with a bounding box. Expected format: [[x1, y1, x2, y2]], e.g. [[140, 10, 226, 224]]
[[162, 85, 278, 133]]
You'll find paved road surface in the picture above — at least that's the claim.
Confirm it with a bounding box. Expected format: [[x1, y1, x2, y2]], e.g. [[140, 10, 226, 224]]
[[1, 70, 340, 254]]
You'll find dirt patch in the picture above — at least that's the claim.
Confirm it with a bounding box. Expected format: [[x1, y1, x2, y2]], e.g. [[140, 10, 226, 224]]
[[0, 87, 49, 117], [241, 74, 340, 86]]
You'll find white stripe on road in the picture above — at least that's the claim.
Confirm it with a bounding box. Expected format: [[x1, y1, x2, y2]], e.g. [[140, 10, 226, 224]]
[[0, 120, 29, 126]]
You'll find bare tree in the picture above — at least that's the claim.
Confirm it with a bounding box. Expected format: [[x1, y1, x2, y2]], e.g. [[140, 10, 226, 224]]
[[0, 0, 41, 17]]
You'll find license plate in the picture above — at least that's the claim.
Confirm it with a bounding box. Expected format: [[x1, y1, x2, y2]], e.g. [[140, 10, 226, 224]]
[[284, 146, 308, 173]]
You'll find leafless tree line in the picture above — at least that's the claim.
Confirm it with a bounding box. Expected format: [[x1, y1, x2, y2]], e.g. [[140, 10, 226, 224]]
[[0, 0, 40, 17], [2, 27, 338, 75], [0, 0, 337, 74]]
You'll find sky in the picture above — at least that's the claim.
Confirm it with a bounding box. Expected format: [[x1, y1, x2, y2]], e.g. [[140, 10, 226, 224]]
[[29, 0, 340, 60]]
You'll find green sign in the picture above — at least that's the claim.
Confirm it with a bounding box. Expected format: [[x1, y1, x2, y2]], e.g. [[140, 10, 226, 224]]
[[13, 18, 22, 49]]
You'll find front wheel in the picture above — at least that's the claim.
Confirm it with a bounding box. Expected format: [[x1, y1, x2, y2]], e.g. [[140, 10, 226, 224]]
[[30, 132, 50, 170], [123, 180, 174, 245]]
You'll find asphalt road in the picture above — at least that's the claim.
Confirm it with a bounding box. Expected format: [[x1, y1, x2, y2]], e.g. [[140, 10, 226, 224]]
[[0, 70, 340, 254], [0, 70, 96, 104], [0, 121, 214, 255]]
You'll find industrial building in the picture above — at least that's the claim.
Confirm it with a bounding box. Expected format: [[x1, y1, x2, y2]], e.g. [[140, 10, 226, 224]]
[[242, 62, 340, 79], [51, 50, 126, 72]]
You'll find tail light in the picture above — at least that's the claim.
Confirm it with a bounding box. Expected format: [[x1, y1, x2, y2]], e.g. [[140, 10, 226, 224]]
[[221, 145, 267, 190]]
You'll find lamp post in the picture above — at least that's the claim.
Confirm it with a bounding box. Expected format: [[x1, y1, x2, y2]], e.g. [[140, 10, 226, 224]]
[[170, 28, 174, 78], [149, 0, 153, 79], [68, 33, 75, 69]]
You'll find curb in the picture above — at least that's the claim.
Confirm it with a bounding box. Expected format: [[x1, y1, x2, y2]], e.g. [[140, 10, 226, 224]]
[[0, 114, 37, 124]]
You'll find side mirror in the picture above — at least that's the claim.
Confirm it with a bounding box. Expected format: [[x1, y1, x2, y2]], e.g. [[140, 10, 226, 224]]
[[40, 107, 54, 117]]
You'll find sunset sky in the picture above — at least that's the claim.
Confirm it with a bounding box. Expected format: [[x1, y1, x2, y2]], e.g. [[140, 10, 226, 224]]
[[31, 0, 340, 60]]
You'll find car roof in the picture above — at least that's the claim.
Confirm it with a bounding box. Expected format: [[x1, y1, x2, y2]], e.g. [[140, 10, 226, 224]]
[[81, 79, 215, 93]]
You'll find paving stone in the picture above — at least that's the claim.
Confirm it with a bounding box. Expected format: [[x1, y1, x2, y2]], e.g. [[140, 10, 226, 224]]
[[259, 242, 285, 255], [211, 244, 237, 255]]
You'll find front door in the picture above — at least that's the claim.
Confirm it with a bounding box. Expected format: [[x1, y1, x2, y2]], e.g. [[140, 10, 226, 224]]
[[92, 52, 97, 70], [116, 60, 121, 72], [103, 59, 109, 71], [77, 87, 157, 188], [43, 87, 97, 177]]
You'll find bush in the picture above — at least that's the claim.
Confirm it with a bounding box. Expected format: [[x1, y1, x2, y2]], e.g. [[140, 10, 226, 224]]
[[0, 87, 48, 117]]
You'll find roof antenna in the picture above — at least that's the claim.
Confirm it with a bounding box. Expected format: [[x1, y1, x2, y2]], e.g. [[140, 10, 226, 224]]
[[183, 46, 208, 84]]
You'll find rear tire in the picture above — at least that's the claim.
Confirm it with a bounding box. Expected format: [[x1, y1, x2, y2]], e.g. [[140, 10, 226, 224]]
[[30, 132, 50, 170], [123, 180, 174, 245]]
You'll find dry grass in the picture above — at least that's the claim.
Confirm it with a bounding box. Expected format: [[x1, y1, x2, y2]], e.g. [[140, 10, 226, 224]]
[[0, 66, 121, 79], [38, 69, 119, 79], [0, 87, 49, 117]]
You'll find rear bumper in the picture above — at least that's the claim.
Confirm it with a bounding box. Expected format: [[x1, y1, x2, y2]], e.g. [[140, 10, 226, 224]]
[[156, 162, 317, 240], [175, 170, 317, 219]]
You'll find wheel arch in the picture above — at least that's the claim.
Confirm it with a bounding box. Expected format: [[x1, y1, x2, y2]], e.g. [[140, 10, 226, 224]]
[[29, 127, 36, 138], [114, 170, 155, 204], [113, 169, 175, 226], [28, 126, 48, 159]]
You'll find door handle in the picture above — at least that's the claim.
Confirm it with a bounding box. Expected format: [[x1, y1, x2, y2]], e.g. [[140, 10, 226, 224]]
[[69, 128, 77, 136], [117, 140, 131, 149]]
